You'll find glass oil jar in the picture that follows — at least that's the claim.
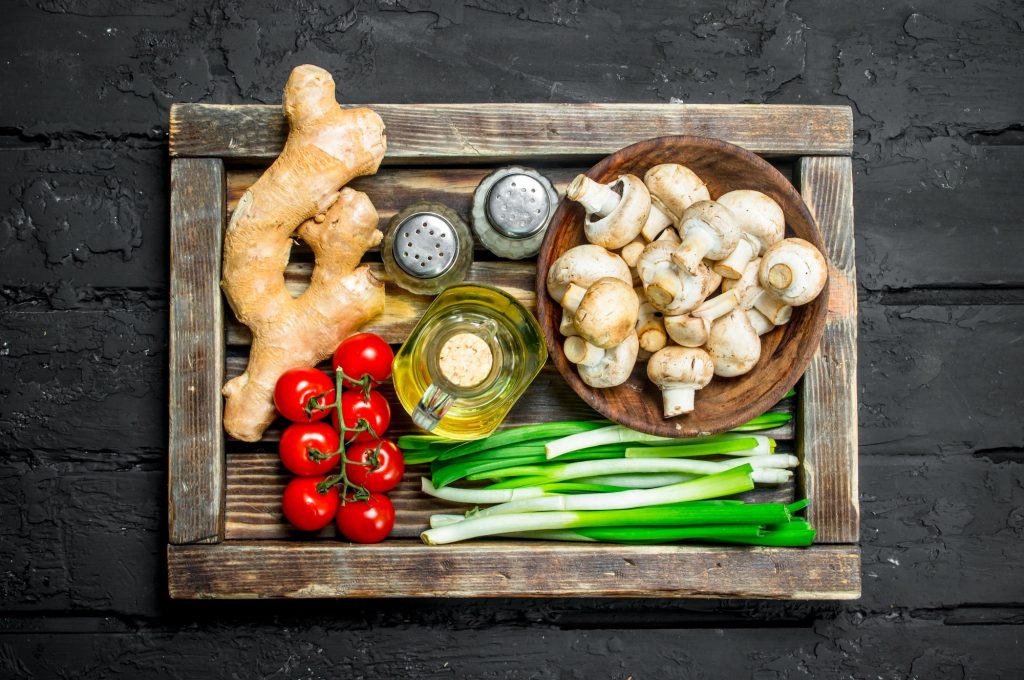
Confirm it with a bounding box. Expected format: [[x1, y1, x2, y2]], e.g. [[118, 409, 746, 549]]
[[392, 284, 547, 440]]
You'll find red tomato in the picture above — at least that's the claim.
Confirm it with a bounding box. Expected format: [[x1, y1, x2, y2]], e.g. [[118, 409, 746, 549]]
[[332, 333, 394, 389], [273, 368, 335, 423], [336, 493, 395, 543], [345, 439, 405, 493], [279, 422, 340, 476], [332, 389, 390, 442], [282, 476, 339, 531]]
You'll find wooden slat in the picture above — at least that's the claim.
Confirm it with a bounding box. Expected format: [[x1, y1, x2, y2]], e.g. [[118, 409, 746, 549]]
[[224, 454, 796, 540], [171, 103, 853, 161], [223, 358, 796, 444], [225, 261, 536, 346], [798, 156, 859, 543], [168, 542, 860, 599], [169, 158, 226, 544]]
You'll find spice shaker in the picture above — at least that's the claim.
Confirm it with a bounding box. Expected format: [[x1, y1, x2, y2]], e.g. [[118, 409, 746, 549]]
[[471, 166, 558, 259], [382, 202, 473, 295]]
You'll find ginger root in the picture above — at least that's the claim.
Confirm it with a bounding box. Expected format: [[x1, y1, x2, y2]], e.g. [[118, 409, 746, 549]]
[[221, 65, 387, 441]]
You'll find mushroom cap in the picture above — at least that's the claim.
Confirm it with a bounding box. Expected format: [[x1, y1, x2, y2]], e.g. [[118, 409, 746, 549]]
[[646, 346, 714, 389], [643, 164, 710, 221], [636, 241, 710, 315], [678, 200, 741, 259], [577, 332, 640, 388], [706, 308, 761, 377], [546, 244, 631, 301], [573, 278, 640, 349], [758, 237, 828, 306], [584, 174, 651, 249], [716, 190, 785, 252]]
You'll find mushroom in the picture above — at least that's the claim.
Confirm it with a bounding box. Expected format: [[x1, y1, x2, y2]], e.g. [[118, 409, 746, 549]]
[[571, 278, 639, 349], [636, 301, 667, 353], [636, 241, 710, 315], [692, 257, 761, 322], [547, 244, 632, 301], [646, 346, 714, 417], [753, 238, 828, 324], [566, 175, 651, 249], [640, 164, 711, 241], [746, 308, 776, 336], [705, 308, 761, 377], [620, 237, 646, 285], [655, 226, 681, 245], [663, 314, 710, 348], [713, 190, 785, 279], [673, 200, 740, 274], [566, 332, 640, 388]]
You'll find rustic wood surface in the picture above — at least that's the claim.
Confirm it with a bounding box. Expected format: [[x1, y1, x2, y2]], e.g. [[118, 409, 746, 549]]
[[798, 157, 860, 543], [172, 103, 853, 161], [537, 136, 828, 438], [4, 0, 1023, 676], [168, 158, 225, 545], [168, 542, 860, 599]]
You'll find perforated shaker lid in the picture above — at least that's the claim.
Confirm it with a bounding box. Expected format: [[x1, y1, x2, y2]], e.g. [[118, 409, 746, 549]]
[[391, 212, 459, 279]]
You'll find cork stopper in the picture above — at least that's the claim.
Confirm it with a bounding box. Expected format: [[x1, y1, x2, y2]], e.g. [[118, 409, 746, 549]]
[[438, 332, 493, 388]]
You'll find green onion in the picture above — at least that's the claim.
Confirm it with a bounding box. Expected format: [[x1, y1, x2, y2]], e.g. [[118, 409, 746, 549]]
[[471, 465, 755, 518], [549, 524, 766, 543], [545, 425, 674, 459], [431, 454, 546, 488], [420, 478, 549, 504], [623, 436, 767, 458], [730, 412, 791, 431], [397, 434, 457, 449], [572, 473, 697, 488], [437, 421, 608, 461], [537, 482, 630, 493]]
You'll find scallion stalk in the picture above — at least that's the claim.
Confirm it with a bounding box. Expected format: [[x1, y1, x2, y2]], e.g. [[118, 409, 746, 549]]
[[437, 421, 609, 461], [420, 478, 549, 504], [624, 435, 774, 458]]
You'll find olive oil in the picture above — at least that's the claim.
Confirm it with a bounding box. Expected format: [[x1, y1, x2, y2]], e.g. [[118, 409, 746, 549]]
[[393, 284, 547, 440]]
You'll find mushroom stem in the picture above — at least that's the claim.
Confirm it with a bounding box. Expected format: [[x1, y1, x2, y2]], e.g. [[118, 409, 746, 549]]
[[655, 226, 681, 245], [559, 311, 577, 337], [768, 263, 794, 289], [636, 302, 667, 353], [664, 314, 710, 347], [746, 308, 775, 336], [646, 272, 683, 308], [620, 238, 646, 268], [567, 175, 619, 217], [560, 282, 587, 317], [692, 289, 739, 322], [752, 290, 792, 325], [662, 386, 696, 416], [673, 226, 715, 274], [564, 336, 605, 366], [715, 238, 755, 280], [640, 202, 674, 242]]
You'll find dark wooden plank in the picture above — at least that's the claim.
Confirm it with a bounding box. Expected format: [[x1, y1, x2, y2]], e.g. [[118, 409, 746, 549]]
[[168, 158, 226, 545], [224, 261, 535, 346], [171, 103, 853, 161], [223, 454, 795, 540], [798, 156, 858, 544], [168, 542, 859, 599]]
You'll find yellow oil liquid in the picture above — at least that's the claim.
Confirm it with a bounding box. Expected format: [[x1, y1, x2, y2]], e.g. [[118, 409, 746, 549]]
[[393, 284, 547, 440]]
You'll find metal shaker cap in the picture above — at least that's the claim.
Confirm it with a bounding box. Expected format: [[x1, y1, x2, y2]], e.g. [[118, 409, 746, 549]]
[[472, 166, 557, 260], [391, 212, 459, 279]]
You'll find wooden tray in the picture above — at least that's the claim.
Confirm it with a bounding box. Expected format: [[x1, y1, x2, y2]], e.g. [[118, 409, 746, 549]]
[[167, 103, 860, 599]]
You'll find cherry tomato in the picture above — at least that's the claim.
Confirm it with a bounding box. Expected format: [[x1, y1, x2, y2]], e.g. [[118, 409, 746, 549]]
[[336, 493, 395, 543], [332, 333, 394, 389], [274, 368, 335, 423], [345, 439, 405, 493], [332, 389, 390, 442], [279, 422, 340, 477], [282, 476, 339, 531]]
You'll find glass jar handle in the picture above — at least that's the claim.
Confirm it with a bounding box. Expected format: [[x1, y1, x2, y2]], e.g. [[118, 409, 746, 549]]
[[411, 383, 455, 432]]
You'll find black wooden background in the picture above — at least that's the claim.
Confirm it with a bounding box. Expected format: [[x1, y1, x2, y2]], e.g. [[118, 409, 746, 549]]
[[2, 1, 1022, 677]]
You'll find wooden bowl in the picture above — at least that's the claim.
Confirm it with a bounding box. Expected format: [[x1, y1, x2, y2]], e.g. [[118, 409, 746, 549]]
[[535, 136, 829, 437]]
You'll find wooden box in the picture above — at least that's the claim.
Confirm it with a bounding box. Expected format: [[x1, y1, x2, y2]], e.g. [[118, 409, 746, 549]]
[[167, 103, 859, 599]]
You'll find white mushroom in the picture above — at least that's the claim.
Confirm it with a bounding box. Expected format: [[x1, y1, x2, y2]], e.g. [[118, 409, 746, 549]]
[[636, 241, 710, 315], [571, 278, 639, 349], [655, 226, 681, 245], [713, 190, 785, 279], [547, 244, 632, 301], [746, 308, 776, 336], [753, 238, 828, 324], [636, 301, 667, 353], [567, 332, 639, 388], [641, 164, 711, 241], [663, 314, 710, 348], [646, 346, 714, 417], [566, 175, 651, 249], [692, 257, 761, 322], [705, 308, 761, 377], [673, 200, 741, 274]]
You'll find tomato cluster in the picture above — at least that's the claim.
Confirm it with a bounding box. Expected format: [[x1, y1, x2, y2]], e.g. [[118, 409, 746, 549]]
[[274, 333, 402, 543]]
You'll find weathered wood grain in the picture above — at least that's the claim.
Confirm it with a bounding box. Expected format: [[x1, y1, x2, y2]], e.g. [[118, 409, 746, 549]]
[[223, 454, 796, 540], [168, 158, 226, 545], [798, 157, 859, 544], [224, 261, 536, 346], [168, 542, 859, 599], [537, 136, 828, 438], [171, 103, 853, 161]]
